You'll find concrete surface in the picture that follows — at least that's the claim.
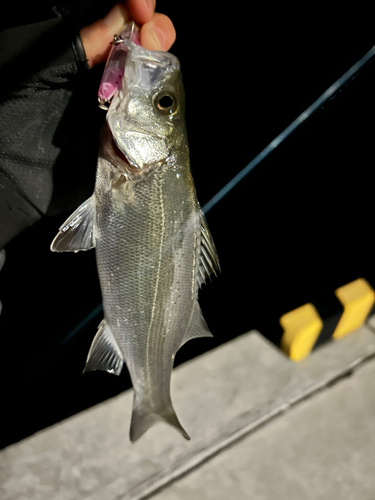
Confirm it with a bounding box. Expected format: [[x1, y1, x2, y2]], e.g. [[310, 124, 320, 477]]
[[152, 357, 375, 500], [1, 324, 375, 500]]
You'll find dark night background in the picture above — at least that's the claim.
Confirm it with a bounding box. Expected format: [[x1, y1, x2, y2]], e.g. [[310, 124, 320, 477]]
[[1, 4, 374, 448]]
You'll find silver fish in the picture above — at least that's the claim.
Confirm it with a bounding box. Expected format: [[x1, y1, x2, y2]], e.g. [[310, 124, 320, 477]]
[[51, 43, 220, 441]]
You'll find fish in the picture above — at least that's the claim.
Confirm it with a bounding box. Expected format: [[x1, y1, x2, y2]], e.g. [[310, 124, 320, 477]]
[[51, 41, 220, 442]]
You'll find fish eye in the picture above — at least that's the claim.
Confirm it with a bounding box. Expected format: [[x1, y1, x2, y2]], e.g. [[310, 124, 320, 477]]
[[154, 91, 179, 116]]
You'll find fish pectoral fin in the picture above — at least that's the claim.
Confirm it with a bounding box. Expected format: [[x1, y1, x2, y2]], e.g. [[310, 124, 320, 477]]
[[180, 301, 213, 348], [198, 210, 220, 288], [50, 196, 96, 252], [83, 320, 123, 375], [130, 396, 190, 442]]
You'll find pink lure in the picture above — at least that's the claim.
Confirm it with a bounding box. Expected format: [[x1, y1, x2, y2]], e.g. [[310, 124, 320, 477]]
[[98, 22, 140, 109]]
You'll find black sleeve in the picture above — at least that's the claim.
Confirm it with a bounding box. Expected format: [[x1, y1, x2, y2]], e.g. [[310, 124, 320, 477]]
[[0, 6, 102, 249]]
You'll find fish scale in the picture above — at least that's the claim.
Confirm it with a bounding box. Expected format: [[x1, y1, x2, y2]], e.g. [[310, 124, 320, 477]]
[[51, 38, 220, 442]]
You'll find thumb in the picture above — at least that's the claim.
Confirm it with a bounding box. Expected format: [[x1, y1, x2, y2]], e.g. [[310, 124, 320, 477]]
[[80, 4, 129, 69]]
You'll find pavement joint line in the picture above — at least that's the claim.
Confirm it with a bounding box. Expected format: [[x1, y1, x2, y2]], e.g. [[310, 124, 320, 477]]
[[138, 341, 375, 500]]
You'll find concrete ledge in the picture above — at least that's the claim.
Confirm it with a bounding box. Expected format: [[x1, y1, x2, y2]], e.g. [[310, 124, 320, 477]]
[[1, 323, 375, 500], [152, 350, 375, 500]]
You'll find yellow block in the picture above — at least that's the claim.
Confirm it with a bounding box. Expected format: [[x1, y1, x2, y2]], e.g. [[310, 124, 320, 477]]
[[280, 303, 323, 362], [333, 278, 375, 340]]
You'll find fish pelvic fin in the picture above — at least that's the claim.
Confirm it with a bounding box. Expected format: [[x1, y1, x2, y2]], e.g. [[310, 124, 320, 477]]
[[83, 320, 124, 375], [50, 196, 96, 252], [129, 396, 190, 443]]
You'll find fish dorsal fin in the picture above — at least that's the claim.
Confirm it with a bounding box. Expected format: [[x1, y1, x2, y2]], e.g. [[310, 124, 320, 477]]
[[83, 320, 124, 375], [180, 300, 213, 348], [197, 211, 220, 288], [50, 196, 96, 253]]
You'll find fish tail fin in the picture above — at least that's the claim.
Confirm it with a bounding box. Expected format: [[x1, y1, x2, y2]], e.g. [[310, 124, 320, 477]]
[[129, 396, 190, 442]]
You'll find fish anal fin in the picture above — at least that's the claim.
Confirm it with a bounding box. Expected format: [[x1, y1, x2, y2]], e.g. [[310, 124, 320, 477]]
[[130, 396, 190, 442], [83, 320, 123, 375], [180, 301, 213, 348], [50, 196, 96, 253]]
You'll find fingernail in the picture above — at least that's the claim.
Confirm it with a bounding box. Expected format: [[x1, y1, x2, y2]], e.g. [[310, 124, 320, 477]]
[[102, 4, 125, 28], [151, 24, 166, 50]]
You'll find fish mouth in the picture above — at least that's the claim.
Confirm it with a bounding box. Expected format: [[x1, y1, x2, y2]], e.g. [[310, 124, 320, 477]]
[[111, 137, 128, 164], [111, 134, 141, 169], [100, 123, 134, 173], [112, 128, 169, 170]]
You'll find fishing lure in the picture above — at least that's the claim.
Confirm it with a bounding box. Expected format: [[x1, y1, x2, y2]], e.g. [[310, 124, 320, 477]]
[[98, 21, 140, 110]]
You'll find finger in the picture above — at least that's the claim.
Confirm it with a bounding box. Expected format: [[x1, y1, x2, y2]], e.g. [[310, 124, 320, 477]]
[[80, 3, 129, 68], [126, 0, 156, 25], [140, 13, 176, 51]]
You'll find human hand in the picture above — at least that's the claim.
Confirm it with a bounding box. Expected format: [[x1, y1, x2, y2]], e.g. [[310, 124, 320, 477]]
[[80, 1, 176, 68]]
